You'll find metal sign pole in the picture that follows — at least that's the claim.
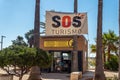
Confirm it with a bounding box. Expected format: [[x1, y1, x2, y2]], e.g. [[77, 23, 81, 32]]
[[71, 0, 78, 72]]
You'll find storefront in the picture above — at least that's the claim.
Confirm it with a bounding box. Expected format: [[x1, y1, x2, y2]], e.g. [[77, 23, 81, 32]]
[[40, 35, 88, 73]]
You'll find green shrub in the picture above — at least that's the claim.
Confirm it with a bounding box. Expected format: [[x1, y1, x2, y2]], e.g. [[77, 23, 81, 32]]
[[104, 55, 118, 71], [106, 75, 118, 80]]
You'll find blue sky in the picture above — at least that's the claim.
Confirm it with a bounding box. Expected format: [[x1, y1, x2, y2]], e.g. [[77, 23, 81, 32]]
[[0, 0, 119, 49]]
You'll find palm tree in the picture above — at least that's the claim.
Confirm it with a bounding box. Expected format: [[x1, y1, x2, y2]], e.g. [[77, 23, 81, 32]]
[[103, 30, 119, 61], [25, 22, 45, 48], [95, 0, 105, 80], [12, 36, 27, 46], [40, 22, 46, 34], [25, 30, 34, 48], [28, 0, 41, 80], [91, 30, 118, 69], [90, 44, 96, 53], [102, 35, 107, 63], [118, 0, 120, 79], [90, 35, 106, 64]]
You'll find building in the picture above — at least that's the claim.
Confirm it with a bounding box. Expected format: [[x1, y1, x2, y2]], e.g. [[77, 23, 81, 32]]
[[39, 35, 88, 73]]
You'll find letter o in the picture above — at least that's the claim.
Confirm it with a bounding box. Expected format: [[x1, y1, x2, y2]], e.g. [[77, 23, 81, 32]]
[[62, 16, 71, 28]]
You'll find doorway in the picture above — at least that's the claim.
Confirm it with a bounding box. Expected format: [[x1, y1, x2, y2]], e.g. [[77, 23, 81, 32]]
[[50, 51, 71, 73]]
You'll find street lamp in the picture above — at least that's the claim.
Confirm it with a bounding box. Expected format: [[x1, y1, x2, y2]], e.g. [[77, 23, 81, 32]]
[[0, 35, 6, 50]]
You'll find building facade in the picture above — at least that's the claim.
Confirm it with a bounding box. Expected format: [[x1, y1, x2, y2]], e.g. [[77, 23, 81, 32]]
[[39, 35, 88, 73]]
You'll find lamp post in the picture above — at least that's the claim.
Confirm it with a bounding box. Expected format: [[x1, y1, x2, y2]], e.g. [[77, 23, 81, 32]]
[[0, 35, 6, 50]]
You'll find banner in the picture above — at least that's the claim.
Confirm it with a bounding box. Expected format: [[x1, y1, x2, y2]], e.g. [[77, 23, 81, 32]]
[[46, 11, 88, 36]]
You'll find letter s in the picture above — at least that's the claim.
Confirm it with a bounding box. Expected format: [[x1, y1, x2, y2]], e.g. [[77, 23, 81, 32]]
[[52, 16, 61, 28], [73, 16, 81, 27]]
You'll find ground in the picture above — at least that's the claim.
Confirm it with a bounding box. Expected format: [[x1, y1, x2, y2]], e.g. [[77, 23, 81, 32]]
[[0, 68, 118, 80]]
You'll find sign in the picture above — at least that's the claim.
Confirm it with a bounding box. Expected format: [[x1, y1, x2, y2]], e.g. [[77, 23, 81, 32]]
[[46, 11, 88, 36], [44, 39, 73, 48]]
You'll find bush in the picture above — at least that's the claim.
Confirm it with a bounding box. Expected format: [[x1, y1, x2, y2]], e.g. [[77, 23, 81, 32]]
[[106, 75, 118, 80], [0, 45, 52, 80], [104, 55, 118, 71]]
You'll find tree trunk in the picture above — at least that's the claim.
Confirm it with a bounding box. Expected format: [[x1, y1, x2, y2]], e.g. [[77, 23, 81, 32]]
[[28, 0, 41, 80], [95, 0, 105, 80], [107, 46, 110, 61], [102, 47, 106, 68], [28, 66, 42, 80], [118, 0, 120, 79], [19, 75, 23, 80], [33, 0, 40, 48]]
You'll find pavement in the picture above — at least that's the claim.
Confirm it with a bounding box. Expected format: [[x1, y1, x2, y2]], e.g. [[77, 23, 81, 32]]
[[0, 68, 118, 80], [42, 73, 70, 80]]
